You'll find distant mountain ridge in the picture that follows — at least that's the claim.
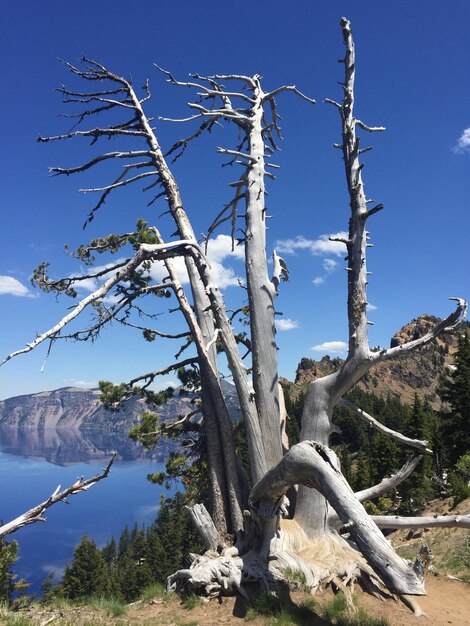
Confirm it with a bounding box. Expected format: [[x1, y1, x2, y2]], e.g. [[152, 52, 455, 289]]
[[0, 315, 465, 430], [0, 380, 241, 430]]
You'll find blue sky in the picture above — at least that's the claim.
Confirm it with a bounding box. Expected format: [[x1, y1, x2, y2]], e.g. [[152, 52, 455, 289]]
[[1, 0, 469, 399]]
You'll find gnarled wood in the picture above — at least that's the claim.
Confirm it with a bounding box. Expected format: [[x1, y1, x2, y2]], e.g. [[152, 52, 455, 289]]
[[250, 441, 425, 595]]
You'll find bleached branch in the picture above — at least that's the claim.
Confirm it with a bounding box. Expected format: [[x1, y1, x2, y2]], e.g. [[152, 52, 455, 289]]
[[329, 456, 423, 529], [38, 127, 146, 143], [323, 97, 342, 109], [49, 150, 151, 176], [263, 85, 316, 105], [205, 188, 245, 250], [55, 85, 127, 98], [156, 66, 256, 104], [118, 319, 190, 340], [374, 298, 467, 363], [0, 455, 115, 540], [354, 119, 386, 132], [372, 513, 470, 530], [338, 398, 432, 453], [208, 73, 257, 86], [354, 456, 422, 502], [79, 170, 156, 193], [271, 250, 289, 293], [44, 258, 131, 289], [187, 102, 248, 122], [0, 242, 195, 367], [159, 113, 203, 123], [216, 147, 256, 162], [127, 357, 199, 390]]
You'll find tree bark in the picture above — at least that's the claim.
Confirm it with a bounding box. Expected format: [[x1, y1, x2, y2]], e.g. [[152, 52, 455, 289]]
[[250, 441, 425, 595], [244, 87, 282, 470]]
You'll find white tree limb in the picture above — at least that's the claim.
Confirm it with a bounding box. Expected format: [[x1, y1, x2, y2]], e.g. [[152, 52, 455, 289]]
[[372, 514, 470, 530], [0, 242, 196, 367], [328, 456, 423, 529], [373, 297, 467, 363], [354, 456, 423, 502], [338, 398, 432, 453], [0, 455, 115, 540], [49, 150, 152, 176], [263, 85, 316, 105], [271, 250, 289, 293], [186, 503, 221, 551], [354, 119, 386, 132], [79, 170, 156, 193]]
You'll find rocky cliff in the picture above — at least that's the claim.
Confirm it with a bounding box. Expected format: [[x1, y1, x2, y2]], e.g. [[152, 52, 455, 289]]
[[0, 380, 241, 430], [286, 314, 465, 407]]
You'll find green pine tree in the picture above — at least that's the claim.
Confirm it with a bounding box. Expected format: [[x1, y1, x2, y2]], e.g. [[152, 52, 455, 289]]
[[0, 539, 29, 605], [62, 536, 111, 600], [353, 451, 372, 491], [400, 395, 436, 513], [439, 331, 470, 466]]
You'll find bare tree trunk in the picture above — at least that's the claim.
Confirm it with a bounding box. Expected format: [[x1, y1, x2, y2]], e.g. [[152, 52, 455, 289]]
[[250, 441, 425, 595], [163, 256, 244, 533], [294, 378, 334, 535], [123, 85, 247, 533], [244, 93, 282, 470]]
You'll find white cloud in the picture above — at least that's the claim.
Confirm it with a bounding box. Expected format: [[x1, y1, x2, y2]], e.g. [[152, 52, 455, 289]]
[[74, 258, 128, 292], [323, 258, 338, 273], [367, 303, 378, 311], [276, 232, 348, 257], [206, 234, 245, 262], [0, 275, 36, 298], [454, 128, 470, 154], [149, 255, 189, 285], [276, 318, 299, 331], [149, 234, 244, 289], [311, 340, 347, 354], [209, 263, 241, 289], [41, 563, 65, 578], [66, 379, 97, 388], [154, 379, 179, 391], [313, 257, 340, 286], [73, 235, 245, 295]]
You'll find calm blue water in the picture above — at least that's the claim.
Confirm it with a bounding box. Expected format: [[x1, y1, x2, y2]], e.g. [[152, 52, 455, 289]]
[[0, 429, 175, 595]]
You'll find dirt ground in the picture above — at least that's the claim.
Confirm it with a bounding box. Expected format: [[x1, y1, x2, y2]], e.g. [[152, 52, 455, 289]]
[[6, 575, 469, 626], [357, 576, 470, 626], [126, 575, 470, 626]]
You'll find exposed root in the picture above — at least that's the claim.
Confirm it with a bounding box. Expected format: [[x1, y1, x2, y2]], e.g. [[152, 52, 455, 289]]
[[268, 521, 364, 591], [167, 520, 392, 607], [399, 594, 427, 617]]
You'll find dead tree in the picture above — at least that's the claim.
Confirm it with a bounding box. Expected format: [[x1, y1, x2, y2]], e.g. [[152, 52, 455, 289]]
[[2, 17, 467, 610]]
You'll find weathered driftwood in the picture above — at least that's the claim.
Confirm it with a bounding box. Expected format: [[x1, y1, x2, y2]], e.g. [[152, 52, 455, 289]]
[[0, 455, 115, 540], [372, 514, 470, 530], [249, 441, 425, 595], [186, 503, 221, 551]]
